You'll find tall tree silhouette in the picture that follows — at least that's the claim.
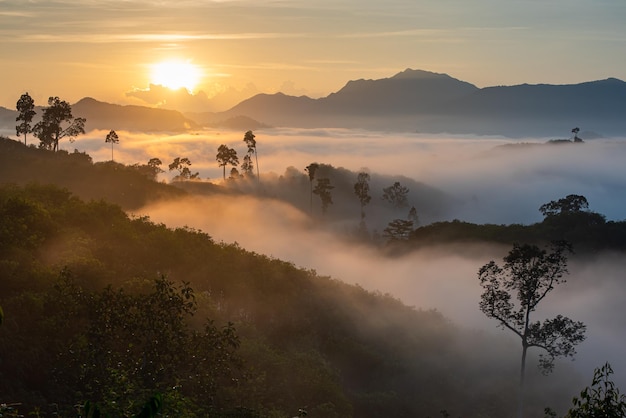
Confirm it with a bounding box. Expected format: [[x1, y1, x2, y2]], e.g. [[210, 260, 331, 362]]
[[15, 92, 36, 146], [478, 242, 586, 418], [354, 172, 372, 221], [33, 97, 85, 151], [313, 178, 334, 215], [243, 130, 259, 180], [216, 145, 239, 180], [305, 163, 319, 215], [105, 130, 119, 161], [169, 157, 199, 181]]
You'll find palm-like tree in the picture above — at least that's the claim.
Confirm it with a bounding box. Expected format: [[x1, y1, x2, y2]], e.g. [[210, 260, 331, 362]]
[[105, 130, 119, 161], [243, 130, 259, 180]]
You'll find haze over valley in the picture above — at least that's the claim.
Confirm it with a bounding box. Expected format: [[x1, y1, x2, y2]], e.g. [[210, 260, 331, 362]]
[[2, 116, 626, 395], [2, 0, 626, 415]]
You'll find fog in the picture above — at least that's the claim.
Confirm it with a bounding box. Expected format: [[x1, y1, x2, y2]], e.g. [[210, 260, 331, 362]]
[[14, 126, 626, 388], [68, 127, 626, 225]]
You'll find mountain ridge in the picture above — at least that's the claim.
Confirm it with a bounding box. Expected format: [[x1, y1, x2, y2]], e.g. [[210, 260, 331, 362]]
[[2, 69, 625, 137]]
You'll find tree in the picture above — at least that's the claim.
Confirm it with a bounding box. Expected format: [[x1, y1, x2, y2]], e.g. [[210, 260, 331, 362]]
[[539, 195, 589, 218], [216, 145, 239, 180], [571, 127, 583, 143], [229, 167, 242, 180], [105, 130, 119, 161], [383, 219, 414, 241], [313, 178, 334, 214], [33, 96, 86, 151], [243, 130, 259, 180], [565, 362, 626, 418], [146, 158, 164, 180], [478, 242, 586, 418], [241, 154, 254, 177], [53, 275, 241, 417], [305, 163, 319, 215], [354, 172, 372, 221], [16, 92, 36, 145], [169, 157, 199, 181], [382, 181, 409, 209], [408, 206, 419, 227]]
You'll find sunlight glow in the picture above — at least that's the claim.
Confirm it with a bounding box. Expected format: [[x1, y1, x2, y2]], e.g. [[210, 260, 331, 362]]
[[149, 60, 202, 91]]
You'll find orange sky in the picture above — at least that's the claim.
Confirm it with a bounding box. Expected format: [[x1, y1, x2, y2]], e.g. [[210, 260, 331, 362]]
[[2, 0, 626, 112]]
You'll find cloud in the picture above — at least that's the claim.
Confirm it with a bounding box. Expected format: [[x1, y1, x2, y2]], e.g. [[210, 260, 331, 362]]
[[72, 128, 626, 223], [125, 83, 259, 113], [138, 194, 626, 390]]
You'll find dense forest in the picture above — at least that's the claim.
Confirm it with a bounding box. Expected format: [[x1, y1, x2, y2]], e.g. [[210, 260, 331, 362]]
[[1, 136, 625, 417]]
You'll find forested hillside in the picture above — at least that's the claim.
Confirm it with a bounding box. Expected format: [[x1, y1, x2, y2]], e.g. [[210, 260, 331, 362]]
[[0, 137, 599, 417]]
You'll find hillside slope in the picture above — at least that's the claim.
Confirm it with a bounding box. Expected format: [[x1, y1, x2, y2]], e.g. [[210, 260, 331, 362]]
[[0, 138, 578, 417]]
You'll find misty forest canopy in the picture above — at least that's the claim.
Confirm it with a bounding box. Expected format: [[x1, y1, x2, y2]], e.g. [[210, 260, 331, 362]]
[[0, 179, 547, 418], [4, 86, 626, 418], [2, 135, 626, 416]]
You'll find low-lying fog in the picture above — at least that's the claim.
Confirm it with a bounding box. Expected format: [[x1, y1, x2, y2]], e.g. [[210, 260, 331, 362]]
[[14, 126, 626, 388]]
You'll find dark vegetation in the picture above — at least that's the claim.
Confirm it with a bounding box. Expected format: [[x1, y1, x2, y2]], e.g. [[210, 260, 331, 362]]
[[0, 136, 185, 211], [406, 206, 626, 255], [1, 137, 624, 417]]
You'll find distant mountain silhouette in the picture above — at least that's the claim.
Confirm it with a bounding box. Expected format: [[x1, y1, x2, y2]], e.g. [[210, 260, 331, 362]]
[[220, 69, 478, 130], [2, 70, 625, 137], [218, 69, 626, 137], [72, 97, 200, 132], [321, 69, 479, 115]]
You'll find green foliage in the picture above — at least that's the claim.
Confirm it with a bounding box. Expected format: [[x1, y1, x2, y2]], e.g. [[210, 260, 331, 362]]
[[0, 147, 592, 418], [408, 192, 624, 253], [82, 393, 163, 418], [0, 137, 186, 210], [565, 363, 626, 418]]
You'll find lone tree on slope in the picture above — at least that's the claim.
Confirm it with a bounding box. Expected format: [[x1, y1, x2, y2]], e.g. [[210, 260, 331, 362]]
[[105, 130, 119, 161], [478, 241, 586, 418]]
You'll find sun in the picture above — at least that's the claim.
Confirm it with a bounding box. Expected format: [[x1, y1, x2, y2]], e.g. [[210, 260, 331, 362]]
[[149, 60, 202, 92]]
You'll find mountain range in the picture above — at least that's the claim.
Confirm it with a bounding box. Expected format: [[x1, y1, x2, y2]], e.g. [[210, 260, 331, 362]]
[[2, 69, 625, 137]]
